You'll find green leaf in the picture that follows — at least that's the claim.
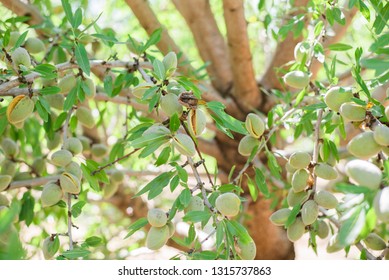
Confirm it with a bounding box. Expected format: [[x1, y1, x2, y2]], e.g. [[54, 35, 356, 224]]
[[155, 146, 171, 166], [182, 211, 211, 223], [142, 28, 162, 52], [191, 251, 218, 260], [328, 43, 353, 51], [152, 59, 165, 80], [75, 43, 90, 75], [358, 0, 370, 21], [125, 217, 148, 239], [84, 236, 102, 247], [33, 64, 57, 79], [103, 75, 113, 97], [169, 113, 180, 132], [11, 30, 28, 50], [245, 174, 258, 202], [285, 203, 301, 228], [61, 0, 74, 26], [40, 86, 61, 95], [71, 201, 86, 218], [332, 7, 346, 25], [226, 220, 251, 244], [265, 151, 282, 179], [338, 206, 366, 247], [170, 175, 180, 192], [254, 167, 270, 198], [134, 171, 174, 198], [62, 248, 90, 259], [335, 183, 372, 194], [179, 188, 192, 207], [81, 163, 100, 192], [63, 85, 78, 111], [73, 8, 83, 29], [35, 100, 49, 122], [19, 191, 35, 226]]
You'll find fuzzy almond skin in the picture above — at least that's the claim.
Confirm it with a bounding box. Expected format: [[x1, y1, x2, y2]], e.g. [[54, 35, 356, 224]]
[[76, 106, 95, 129], [289, 152, 311, 169], [0, 175, 12, 192], [147, 208, 167, 227], [185, 196, 205, 213], [24, 37, 45, 53], [287, 217, 305, 242], [269, 208, 292, 226], [317, 220, 329, 239], [91, 144, 108, 158], [314, 163, 338, 180], [58, 74, 76, 94], [63, 137, 83, 155], [324, 87, 353, 112], [59, 172, 80, 194], [339, 102, 366, 122], [301, 200, 319, 225], [345, 159, 382, 190], [294, 42, 311, 62], [11, 47, 31, 68], [110, 170, 124, 183], [238, 135, 259, 157], [236, 239, 257, 260], [347, 131, 381, 159], [160, 93, 183, 117], [283, 71, 309, 89], [374, 187, 389, 223], [245, 113, 265, 138], [1, 138, 19, 158], [314, 190, 338, 209], [146, 225, 169, 250], [187, 108, 207, 137], [41, 183, 63, 207], [364, 233, 387, 250], [172, 133, 196, 157], [44, 94, 64, 111], [51, 149, 73, 167], [287, 189, 310, 207], [291, 169, 309, 192], [6, 95, 34, 124], [373, 125, 389, 146], [215, 192, 241, 217]]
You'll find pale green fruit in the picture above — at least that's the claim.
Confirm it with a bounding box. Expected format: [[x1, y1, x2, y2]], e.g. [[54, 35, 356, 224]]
[[160, 93, 183, 117], [374, 187, 389, 223], [59, 172, 80, 194], [76, 106, 95, 129], [347, 131, 381, 159], [287, 217, 305, 242], [58, 74, 76, 94], [167, 221, 175, 238], [172, 133, 196, 157], [291, 169, 309, 192], [45, 94, 64, 110], [146, 225, 169, 250], [143, 125, 171, 136], [41, 183, 63, 207], [0, 175, 12, 192], [24, 37, 45, 54], [42, 237, 59, 260], [385, 107, 389, 120], [132, 82, 154, 99], [373, 125, 389, 146], [91, 144, 108, 158], [364, 233, 387, 250], [317, 220, 329, 239], [64, 162, 82, 180], [6, 95, 35, 125], [79, 34, 94, 45], [285, 162, 297, 173], [339, 102, 366, 122], [314, 163, 338, 180], [283, 71, 309, 89], [301, 200, 319, 225], [314, 190, 338, 209], [0, 159, 17, 177], [215, 192, 241, 217], [326, 234, 343, 253], [187, 108, 207, 137], [51, 149, 73, 167], [289, 151, 311, 169], [287, 189, 310, 207], [238, 135, 259, 156], [184, 196, 204, 213], [324, 87, 353, 112], [345, 159, 382, 190], [41, 77, 57, 87], [236, 239, 256, 260], [11, 47, 31, 68], [47, 132, 61, 150], [294, 42, 311, 63], [13, 172, 32, 181], [13, 121, 24, 129], [147, 208, 168, 227], [63, 137, 83, 155], [269, 208, 291, 226], [84, 77, 96, 98], [78, 136, 92, 151], [245, 113, 265, 138], [0, 194, 10, 207], [8, 31, 20, 48], [319, 144, 337, 166], [110, 170, 124, 183], [386, 88, 389, 98], [1, 138, 19, 158], [103, 183, 119, 199], [162, 52, 177, 77]]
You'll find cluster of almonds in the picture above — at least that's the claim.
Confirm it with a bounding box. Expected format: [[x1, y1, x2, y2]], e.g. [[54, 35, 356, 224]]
[[103, 169, 125, 199], [145, 208, 175, 250], [270, 151, 339, 242], [238, 113, 265, 156]]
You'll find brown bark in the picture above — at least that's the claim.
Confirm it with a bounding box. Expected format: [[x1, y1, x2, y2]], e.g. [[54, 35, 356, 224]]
[[223, 0, 261, 111], [173, 0, 233, 95]]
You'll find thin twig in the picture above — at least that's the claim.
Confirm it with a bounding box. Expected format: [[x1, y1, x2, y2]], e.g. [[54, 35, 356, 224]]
[[91, 149, 140, 175], [311, 109, 323, 193], [67, 194, 73, 250]]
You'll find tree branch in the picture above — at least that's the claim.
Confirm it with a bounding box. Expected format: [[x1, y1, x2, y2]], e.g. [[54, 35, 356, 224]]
[[172, 0, 233, 95], [222, 0, 260, 111]]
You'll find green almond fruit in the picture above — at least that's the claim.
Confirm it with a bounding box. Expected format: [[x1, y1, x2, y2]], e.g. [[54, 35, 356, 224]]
[[287, 217, 305, 242], [326, 234, 344, 253], [0, 175, 12, 192], [373, 125, 389, 146], [385, 106, 389, 120], [285, 162, 297, 173], [324, 87, 353, 112], [44, 94, 64, 110], [84, 77, 96, 98], [289, 151, 311, 169], [292, 169, 309, 192], [347, 131, 381, 159], [47, 132, 62, 150], [374, 187, 389, 223], [1, 138, 19, 158], [184, 196, 205, 213], [383, 146, 389, 157], [13, 172, 32, 181], [13, 121, 25, 129], [188, 108, 207, 137], [294, 42, 311, 63], [147, 208, 168, 227], [236, 239, 257, 260], [24, 37, 45, 54], [41, 183, 63, 207], [215, 192, 241, 217], [314, 163, 338, 180], [11, 47, 31, 68], [110, 169, 124, 183], [41, 77, 57, 87], [103, 183, 119, 199], [167, 221, 175, 238], [63, 137, 83, 155], [345, 159, 382, 190], [91, 144, 108, 158], [238, 135, 260, 157], [0, 160, 17, 177], [301, 200, 319, 225], [283, 71, 310, 89], [42, 236, 59, 260], [317, 220, 329, 239], [287, 189, 310, 207], [172, 133, 196, 157], [146, 225, 170, 250], [64, 162, 82, 180], [339, 102, 366, 122], [58, 74, 77, 94], [162, 52, 177, 78], [364, 233, 387, 251], [76, 106, 95, 129], [269, 208, 292, 226], [59, 172, 80, 194], [6, 95, 34, 125], [132, 82, 154, 99], [52, 47, 67, 64], [0, 193, 10, 207], [51, 149, 73, 167], [314, 190, 338, 209], [8, 31, 20, 48], [245, 113, 265, 138], [78, 136, 92, 151], [160, 93, 183, 117]]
